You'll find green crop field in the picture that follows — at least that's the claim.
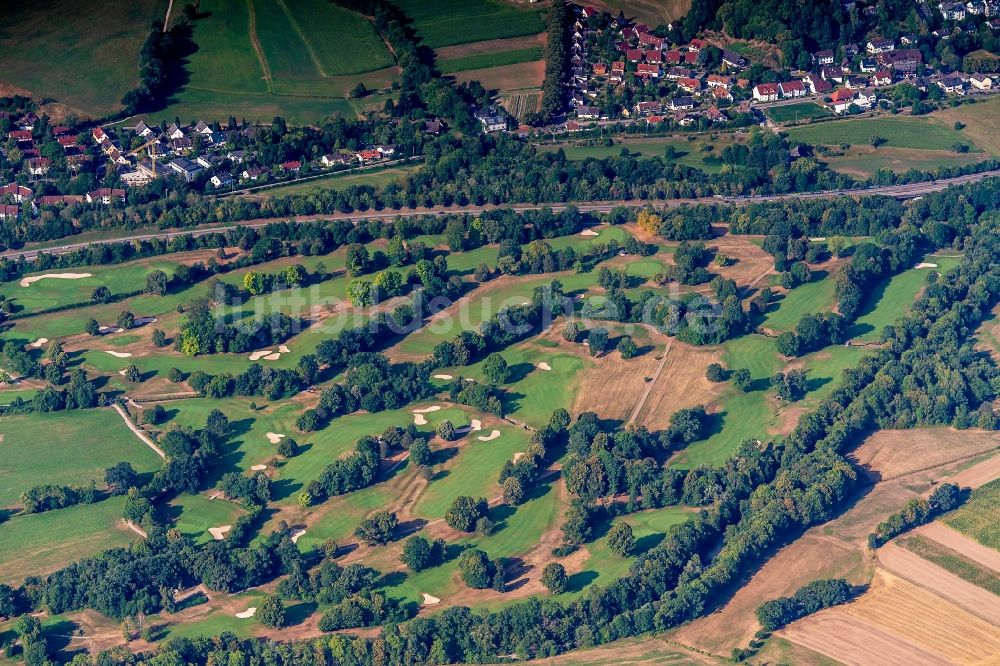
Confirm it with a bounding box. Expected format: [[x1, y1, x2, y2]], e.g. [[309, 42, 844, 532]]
[[394, 0, 545, 48], [145, 0, 396, 123], [785, 117, 980, 152], [0, 410, 161, 508], [898, 534, 1000, 595], [766, 102, 832, 124], [944, 478, 1000, 550], [438, 47, 544, 74], [0, 0, 164, 117]]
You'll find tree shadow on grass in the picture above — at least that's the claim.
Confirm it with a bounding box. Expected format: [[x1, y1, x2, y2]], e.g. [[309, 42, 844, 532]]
[[285, 601, 317, 627], [805, 375, 833, 395], [566, 570, 599, 593], [635, 532, 666, 555], [270, 478, 303, 502], [507, 362, 536, 383]]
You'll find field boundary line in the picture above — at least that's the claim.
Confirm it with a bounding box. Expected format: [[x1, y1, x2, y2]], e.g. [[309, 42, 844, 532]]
[[628, 338, 673, 425], [163, 0, 174, 31], [246, 0, 273, 93], [274, 0, 328, 77], [113, 403, 166, 459]]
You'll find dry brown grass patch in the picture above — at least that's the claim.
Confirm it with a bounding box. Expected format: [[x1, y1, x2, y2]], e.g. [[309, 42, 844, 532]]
[[452, 61, 544, 91], [850, 427, 1000, 481], [434, 33, 546, 60]]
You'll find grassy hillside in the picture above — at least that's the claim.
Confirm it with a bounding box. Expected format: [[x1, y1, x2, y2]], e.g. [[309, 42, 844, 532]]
[[394, 0, 544, 48]]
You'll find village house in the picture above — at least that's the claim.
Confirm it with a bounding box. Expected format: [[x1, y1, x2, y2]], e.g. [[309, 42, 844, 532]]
[[280, 160, 302, 173], [872, 70, 893, 86], [167, 158, 202, 181], [939, 1, 967, 19], [635, 101, 662, 116], [707, 74, 732, 89], [320, 153, 349, 167], [705, 105, 728, 123], [165, 123, 186, 140], [722, 50, 747, 69], [210, 173, 235, 188], [712, 86, 734, 101], [970, 73, 994, 89], [813, 50, 835, 65], [821, 66, 845, 83], [670, 96, 696, 110], [0, 183, 32, 203], [752, 82, 780, 102], [85, 188, 125, 205], [0, 204, 19, 220], [938, 75, 966, 94], [803, 73, 833, 94], [36, 195, 84, 207], [356, 149, 383, 163], [27, 158, 51, 176], [677, 77, 700, 92], [241, 167, 267, 181], [577, 105, 601, 119], [636, 63, 661, 78], [866, 37, 895, 53], [778, 80, 807, 98]]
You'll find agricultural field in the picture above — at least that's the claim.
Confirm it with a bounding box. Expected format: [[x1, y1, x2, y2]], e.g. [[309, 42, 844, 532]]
[[818, 145, 988, 179], [932, 96, 1000, 157], [394, 0, 545, 48], [146, 0, 398, 123], [438, 47, 544, 75], [0, 0, 164, 118], [944, 478, 1000, 551], [584, 0, 693, 26]]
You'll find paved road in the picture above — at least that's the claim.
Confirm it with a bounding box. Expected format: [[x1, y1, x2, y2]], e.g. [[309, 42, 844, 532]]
[[4, 169, 998, 261]]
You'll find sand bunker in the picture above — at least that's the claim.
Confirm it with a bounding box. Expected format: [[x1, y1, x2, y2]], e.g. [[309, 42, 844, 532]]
[[421, 593, 441, 606], [208, 525, 231, 540], [291, 528, 306, 544], [250, 464, 268, 471], [478, 430, 501, 441], [537, 362, 552, 371], [266, 432, 285, 444], [234, 607, 257, 619], [105, 350, 133, 358], [248, 350, 273, 361], [470, 419, 482, 431], [208, 492, 222, 500], [433, 374, 453, 380], [809, 237, 827, 242], [263, 353, 281, 361], [19, 272, 92, 288], [414, 414, 428, 426], [916, 262, 938, 269], [99, 326, 124, 334], [579, 229, 599, 237], [512, 451, 526, 463], [278, 345, 290, 353], [29, 338, 48, 348], [117, 370, 128, 376], [413, 406, 442, 414], [133, 316, 157, 326]]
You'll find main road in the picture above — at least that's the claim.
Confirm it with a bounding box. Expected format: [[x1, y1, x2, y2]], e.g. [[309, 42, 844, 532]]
[[4, 169, 998, 261]]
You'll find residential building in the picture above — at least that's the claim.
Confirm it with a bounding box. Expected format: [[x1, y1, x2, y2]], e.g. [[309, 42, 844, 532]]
[[167, 158, 203, 181], [814, 50, 835, 65], [722, 50, 747, 68], [778, 80, 807, 98], [86, 188, 125, 204], [0, 183, 32, 203], [752, 82, 780, 101], [210, 173, 235, 188], [867, 37, 895, 53], [0, 204, 18, 220], [27, 158, 51, 175], [970, 73, 993, 89]]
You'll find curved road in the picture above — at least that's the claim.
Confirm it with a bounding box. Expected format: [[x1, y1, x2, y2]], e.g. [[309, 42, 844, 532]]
[[4, 170, 998, 261]]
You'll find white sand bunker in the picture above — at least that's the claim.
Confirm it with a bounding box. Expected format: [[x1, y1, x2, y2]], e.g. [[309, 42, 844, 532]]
[[433, 374, 453, 380], [234, 607, 257, 619], [470, 419, 482, 432], [263, 353, 281, 361], [19, 272, 92, 288], [537, 362, 552, 371], [291, 528, 306, 544], [99, 325, 124, 334], [413, 406, 441, 414], [278, 345, 290, 353], [809, 237, 827, 242], [208, 492, 222, 500], [512, 452, 526, 463], [579, 229, 599, 237], [105, 350, 133, 358], [30, 338, 48, 348], [421, 593, 441, 606], [248, 350, 273, 361], [414, 414, 428, 426], [117, 370, 128, 376], [251, 464, 268, 471], [478, 430, 501, 442], [916, 262, 938, 269], [208, 525, 231, 540], [266, 432, 285, 444]]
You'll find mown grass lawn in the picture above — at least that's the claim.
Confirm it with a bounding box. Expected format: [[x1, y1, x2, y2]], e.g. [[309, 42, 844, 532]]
[[538, 136, 735, 173], [766, 102, 832, 124], [166, 493, 246, 545], [764, 271, 838, 333], [850, 255, 962, 341], [0, 410, 161, 507], [0, 498, 137, 585], [785, 117, 979, 152]]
